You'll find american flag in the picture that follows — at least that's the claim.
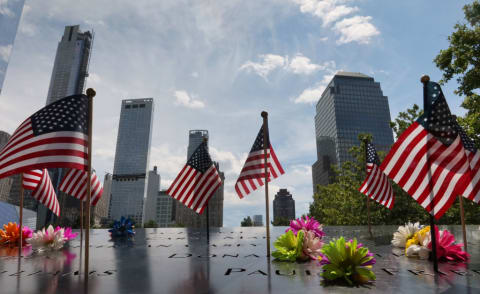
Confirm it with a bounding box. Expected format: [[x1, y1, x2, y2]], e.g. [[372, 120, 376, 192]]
[[235, 126, 284, 199], [454, 121, 480, 203], [59, 168, 103, 206], [0, 94, 89, 180], [380, 81, 471, 219], [359, 142, 394, 209], [167, 141, 222, 214], [22, 169, 60, 216]]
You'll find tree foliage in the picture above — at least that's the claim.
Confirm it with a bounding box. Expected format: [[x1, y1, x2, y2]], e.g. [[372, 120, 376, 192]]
[[143, 220, 158, 228], [434, 1, 480, 147], [240, 216, 253, 227], [310, 105, 480, 225], [271, 217, 291, 226]]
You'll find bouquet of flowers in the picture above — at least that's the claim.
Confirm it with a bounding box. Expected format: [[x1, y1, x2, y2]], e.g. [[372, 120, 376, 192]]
[[0, 222, 33, 247], [109, 216, 135, 238], [319, 237, 376, 285], [392, 223, 469, 262], [27, 225, 78, 251], [272, 216, 324, 261]]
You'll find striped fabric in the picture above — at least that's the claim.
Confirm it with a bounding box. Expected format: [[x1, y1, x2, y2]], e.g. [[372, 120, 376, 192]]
[[22, 169, 60, 216], [167, 141, 221, 214], [359, 142, 394, 209], [59, 168, 103, 206], [235, 126, 284, 199], [380, 81, 471, 219], [0, 94, 89, 180]]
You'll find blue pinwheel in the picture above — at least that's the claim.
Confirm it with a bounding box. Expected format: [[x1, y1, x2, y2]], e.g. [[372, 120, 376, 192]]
[[109, 216, 135, 238]]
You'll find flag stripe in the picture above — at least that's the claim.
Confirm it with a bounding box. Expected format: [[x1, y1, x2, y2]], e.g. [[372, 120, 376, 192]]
[[59, 168, 103, 205], [24, 169, 60, 216]]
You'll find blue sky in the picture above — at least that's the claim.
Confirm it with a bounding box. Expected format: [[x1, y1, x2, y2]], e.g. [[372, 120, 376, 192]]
[[0, 0, 472, 226]]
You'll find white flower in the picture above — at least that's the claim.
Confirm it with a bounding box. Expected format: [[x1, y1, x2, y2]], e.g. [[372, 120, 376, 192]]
[[26, 225, 67, 251], [392, 222, 421, 248], [405, 245, 430, 259]]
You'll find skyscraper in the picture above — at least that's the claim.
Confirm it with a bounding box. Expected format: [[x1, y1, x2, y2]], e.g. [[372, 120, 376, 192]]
[[46, 25, 93, 105], [174, 130, 224, 227], [312, 72, 394, 191], [92, 173, 112, 226], [253, 215, 263, 227], [144, 166, 160, 225], [273, 188, 295, 222], [109, 98, 154, 225], [0, 0, 25, 94], [37, 25, 93, 226]]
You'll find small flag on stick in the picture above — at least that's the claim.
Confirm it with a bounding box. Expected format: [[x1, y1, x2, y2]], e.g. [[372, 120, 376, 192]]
[[235, 126, 284, 199], [359, 142, 394, 209], [380, 80, 472, 219], [167, 141, 221, 214], [59, 168, 103, 206], [0, 94, 89, 179], [22, 169, 60, 216]]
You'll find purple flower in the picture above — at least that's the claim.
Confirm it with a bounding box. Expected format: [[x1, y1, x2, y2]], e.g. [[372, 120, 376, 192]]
[[361, 252, 376, 266], [286, 216, 325, 239]]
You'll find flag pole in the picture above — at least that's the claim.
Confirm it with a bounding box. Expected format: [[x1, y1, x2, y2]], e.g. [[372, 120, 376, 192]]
[[363, 138, 373, 238], [261, 111, 271, 257], [203, 137, 210, 244], [421, 75, 439, 273], [84, 88, 96, 284], [459, 195, 468, 252], [451, 115, 468, 252], [80, 201, 84, 240], [18, 174, 24, 257]]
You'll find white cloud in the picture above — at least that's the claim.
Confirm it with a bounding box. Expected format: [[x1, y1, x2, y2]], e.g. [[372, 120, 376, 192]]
[[288, 54, 335, 75], [319, 36, 328, 42], [0, 0, 14, 17], [173, 90, 205, 108], [239, 54, 286, 78], [334, 15, 379, 44], [241, 53, 334, 77], [0, 44, 12, 62], [191, 71, 199, 78], [291, 0, 379, 45], [294, 73, 334, 104]]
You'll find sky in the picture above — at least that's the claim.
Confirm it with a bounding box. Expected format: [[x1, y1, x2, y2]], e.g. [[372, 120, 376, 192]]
[[0, 0, 473, 227]]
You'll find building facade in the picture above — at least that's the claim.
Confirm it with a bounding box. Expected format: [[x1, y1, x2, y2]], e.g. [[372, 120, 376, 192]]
[[152, 191, 176, 227], [46, 25, 93, 105], [273, 189, 295, 222], [253, 215, 263, 227], [37, 25, 93, 227], [174, 130, 224, 228], [0, 0, 25, 94], [109, 98, 154, 225], [92, 173, 112, 226], [144, 167, 160, 225], [312, 72, 394, 191]]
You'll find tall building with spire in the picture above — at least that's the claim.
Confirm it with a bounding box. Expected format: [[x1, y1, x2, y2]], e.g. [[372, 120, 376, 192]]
[[174, 130, 224, 227], [37, 25, 93, 227], [109, 98, 154, 225], [312, 72, 394, 192], [0, 0, 25, 94]]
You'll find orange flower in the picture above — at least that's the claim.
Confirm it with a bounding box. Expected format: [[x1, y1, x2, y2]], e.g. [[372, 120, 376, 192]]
[[0, 222, 32, 247]]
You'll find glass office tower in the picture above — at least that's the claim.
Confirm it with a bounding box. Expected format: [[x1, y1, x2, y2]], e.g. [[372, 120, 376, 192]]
[[0, 0, 25, 94], [312, 72, 394, 192], [109, 98, 154, 225]]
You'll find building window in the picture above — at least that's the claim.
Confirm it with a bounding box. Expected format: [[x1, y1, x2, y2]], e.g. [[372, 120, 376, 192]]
[[133, 105, 138, 109], [139, 104, 145, 108], [125, 105, 131, 109]]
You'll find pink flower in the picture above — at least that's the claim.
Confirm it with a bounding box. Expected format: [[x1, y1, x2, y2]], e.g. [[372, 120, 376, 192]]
[[303, 231, 324, 260], [286, 216, 325, 239], [54, 226, 78, 241], [428, 226, 469, 262], [63, 228, 78, 241], [22, 226, 33, 240]]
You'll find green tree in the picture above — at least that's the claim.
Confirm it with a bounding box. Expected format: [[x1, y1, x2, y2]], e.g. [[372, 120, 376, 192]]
[[434, 1, 480, 147], [271, 217, 291, 226], [310, 104, 480, 225], [143, 220, 158, 228], [241, 216, 253, 227]]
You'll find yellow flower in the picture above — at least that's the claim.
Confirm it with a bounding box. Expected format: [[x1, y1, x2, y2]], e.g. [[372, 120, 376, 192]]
[[405, 226, 430, 254]]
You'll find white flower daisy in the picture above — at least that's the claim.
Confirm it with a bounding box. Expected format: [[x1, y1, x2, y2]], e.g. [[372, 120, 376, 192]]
[[391, 222, 422, 248]]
